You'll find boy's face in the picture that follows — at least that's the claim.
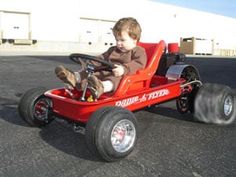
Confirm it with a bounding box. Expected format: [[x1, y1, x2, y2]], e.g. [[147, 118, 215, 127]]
[[115, 30, 137, 52]]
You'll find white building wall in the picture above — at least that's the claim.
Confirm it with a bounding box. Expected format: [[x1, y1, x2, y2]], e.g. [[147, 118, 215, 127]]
[[0, 0, 80, 41], [0, 0, 236, 55]]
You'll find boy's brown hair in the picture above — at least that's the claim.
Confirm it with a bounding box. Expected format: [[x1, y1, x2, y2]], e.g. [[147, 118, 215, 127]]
[[112, 17, 142, 42]]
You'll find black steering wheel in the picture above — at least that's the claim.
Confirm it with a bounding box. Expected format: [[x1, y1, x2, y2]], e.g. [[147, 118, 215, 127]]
[[69, 53, 115, 72]]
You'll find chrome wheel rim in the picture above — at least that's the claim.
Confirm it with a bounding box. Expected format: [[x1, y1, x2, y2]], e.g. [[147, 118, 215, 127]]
[[33, 98, 51, 121], [224, 96, 233, 117], [111, 119, 136, 153]]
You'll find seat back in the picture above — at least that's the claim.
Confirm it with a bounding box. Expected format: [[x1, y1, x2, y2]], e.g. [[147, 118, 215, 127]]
[[138, 40, 166, 76], [114, 40, 166, 97], [138, 42, 158, 65]]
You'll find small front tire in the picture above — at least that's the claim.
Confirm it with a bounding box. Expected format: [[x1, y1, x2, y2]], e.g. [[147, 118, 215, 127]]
[[18, 87, 54, 127], [85, 106, 137, 162]]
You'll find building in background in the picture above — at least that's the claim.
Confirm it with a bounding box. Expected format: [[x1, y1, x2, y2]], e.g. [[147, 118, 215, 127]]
[[0, 0, 236, 55]]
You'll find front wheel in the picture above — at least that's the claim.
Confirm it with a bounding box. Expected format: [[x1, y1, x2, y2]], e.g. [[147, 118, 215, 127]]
[[194, 83, 236, 125], [85, 106, 137, 162], [18, 87, 54, 127]]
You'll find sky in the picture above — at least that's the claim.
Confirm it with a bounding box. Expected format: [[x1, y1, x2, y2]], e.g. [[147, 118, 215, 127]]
[[153, 0, 236, 19]]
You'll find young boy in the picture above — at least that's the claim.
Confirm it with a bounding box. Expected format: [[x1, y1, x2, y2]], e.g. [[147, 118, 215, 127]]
[[55, 17, 147, 99]]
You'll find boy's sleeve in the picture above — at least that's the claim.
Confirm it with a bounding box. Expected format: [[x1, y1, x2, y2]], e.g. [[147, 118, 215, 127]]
[[91, 47, 114, 67], [123, 47, 147, 75]]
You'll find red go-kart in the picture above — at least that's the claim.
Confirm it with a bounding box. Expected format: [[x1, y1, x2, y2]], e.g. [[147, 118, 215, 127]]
[[18, 40, 235, 162]]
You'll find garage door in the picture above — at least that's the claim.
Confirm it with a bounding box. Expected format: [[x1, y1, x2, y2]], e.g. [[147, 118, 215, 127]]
[[99, 20, 116, 46], [79, 18, 99, 44], [2, 12, 29, 39], [79, 18, 115, 45]]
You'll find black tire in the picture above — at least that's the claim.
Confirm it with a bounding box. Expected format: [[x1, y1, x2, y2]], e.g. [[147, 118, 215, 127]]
[[176, 92, 191, 114], [18, 87, 54, 127], [85, 106, 114, 158], [176, 86, 200, 114], [176, 66, 201, 114], [194, 83, 236, 125], [85, 106, 137, 162]]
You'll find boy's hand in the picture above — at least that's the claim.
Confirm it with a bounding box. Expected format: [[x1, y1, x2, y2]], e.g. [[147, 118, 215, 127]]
[[112, 64, 124, 77]]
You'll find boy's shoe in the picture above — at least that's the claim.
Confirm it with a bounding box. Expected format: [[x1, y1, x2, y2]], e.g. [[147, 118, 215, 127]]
[[87, 75, 104, 99], [55, 65, 77, 87]]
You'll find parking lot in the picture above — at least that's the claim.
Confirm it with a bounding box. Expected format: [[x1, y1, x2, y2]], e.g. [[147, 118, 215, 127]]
[[0, 55, 235, 177]]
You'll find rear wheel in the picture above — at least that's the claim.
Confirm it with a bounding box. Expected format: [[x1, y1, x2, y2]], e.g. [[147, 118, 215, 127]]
[[194, 83, 235, 125], [18, 87, 54, 127], [85, 106, 137, 162]]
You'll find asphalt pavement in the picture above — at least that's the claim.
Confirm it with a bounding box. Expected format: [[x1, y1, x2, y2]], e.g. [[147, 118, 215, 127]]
[[0, 55, 235, 177]]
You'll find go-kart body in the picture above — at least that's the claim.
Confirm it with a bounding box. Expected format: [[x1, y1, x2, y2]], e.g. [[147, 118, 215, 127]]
[[44, 40, 187, 123], [45, 75, 184, 123], [18, 40, 235, 162]]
